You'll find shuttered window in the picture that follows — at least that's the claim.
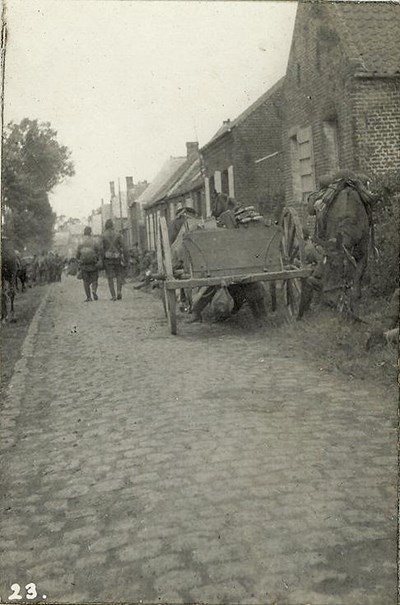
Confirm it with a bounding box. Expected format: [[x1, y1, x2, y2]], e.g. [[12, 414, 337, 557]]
[[297, 126, 315, 203], [228, 165, 235, 198], [205, 177, 211, 217], [323, 120, 340, 174], [290, 125, 315, 204], [214, 171, 222, 193]]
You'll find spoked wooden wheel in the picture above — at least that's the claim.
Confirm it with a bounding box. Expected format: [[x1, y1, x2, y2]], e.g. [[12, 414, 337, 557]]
[[158, 216, 177, 335], [280, 207, 306, 318]]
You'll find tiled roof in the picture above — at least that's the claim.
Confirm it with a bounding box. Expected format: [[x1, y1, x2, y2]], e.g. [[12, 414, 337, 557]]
[[166, 158, 203, 199], [150, 158, 193, 206], [201, 77, 285, 151], [332, 2, 400, 76], [137, 156, 186, 208]]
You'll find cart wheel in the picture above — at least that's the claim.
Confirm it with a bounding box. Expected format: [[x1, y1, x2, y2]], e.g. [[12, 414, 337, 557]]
[[165, 287, 177, 335], [159, 216, 178, 334], [156, 226, 168, 318], [280, 207, 306, 318]]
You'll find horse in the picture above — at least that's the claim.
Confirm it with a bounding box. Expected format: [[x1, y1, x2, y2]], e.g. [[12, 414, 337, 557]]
[[1, 238, 18, 322], [301, 176, 372, 315]]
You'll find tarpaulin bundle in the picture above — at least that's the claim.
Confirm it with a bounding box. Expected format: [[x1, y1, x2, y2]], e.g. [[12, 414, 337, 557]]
[[307, 172, 377, 252], [234, 205, 264, 224]]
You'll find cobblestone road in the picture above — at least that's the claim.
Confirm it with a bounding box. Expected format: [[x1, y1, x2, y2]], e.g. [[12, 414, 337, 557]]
[[0, 276, 398, 604]]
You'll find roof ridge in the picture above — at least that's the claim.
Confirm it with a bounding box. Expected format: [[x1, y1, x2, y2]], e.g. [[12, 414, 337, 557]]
[[230, 76, 285, 129], [145, 156, 192, 207], [202, 76, 284, 151]]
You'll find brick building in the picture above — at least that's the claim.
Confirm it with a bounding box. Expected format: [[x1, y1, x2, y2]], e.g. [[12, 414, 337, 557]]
[[161, 153, 206, 220], [126, 177, 149, 250], [283, 2, 400, 212], [200, 78, 285, 218]]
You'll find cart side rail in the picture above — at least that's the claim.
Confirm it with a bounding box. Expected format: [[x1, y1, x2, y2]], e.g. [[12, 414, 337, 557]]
[[164, 268, 312, 290]]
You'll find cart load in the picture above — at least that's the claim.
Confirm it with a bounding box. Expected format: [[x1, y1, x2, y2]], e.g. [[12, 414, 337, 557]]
[[157, 207, 311, 334]]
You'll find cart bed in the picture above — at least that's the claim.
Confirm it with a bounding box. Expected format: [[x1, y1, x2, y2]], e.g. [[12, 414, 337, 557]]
[[182, 224, 282, 278]]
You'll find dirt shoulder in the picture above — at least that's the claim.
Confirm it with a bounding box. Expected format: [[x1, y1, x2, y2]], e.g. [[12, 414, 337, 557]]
[[1, 285, 48, 399], [288, 297, 398, 393]]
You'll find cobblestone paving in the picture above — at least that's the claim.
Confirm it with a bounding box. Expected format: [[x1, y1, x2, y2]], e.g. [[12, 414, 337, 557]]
[[0, 276, 398, 604]]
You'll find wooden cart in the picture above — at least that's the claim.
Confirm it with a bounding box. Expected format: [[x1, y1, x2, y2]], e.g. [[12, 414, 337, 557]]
[[157, 207, 311, 334]]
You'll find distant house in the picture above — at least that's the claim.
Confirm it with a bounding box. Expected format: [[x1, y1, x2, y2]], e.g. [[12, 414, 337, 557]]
[[200, 78, 285, 218], [55, 219, 86, 258], [126, 177, 149, 250], [53, 231, 70, 257], [142, 143, 203, 250], [108, 181, 129, 237], [283, 1, 400, 211]]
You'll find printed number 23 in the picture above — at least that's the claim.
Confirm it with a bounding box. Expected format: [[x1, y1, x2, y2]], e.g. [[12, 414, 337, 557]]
[[9, 583, 37, 600]]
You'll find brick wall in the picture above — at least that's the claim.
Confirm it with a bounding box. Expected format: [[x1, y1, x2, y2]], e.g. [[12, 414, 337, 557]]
[[283, 2, 400, 218], [352, 77, 400, 175], [201, 82, 284, 216], [233, 84, 284, 216], [202, 134, 235, 182], [283, 2, 356, 214]]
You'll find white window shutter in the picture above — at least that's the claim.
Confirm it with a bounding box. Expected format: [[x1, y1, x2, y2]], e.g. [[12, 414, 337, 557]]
[[205, 177, 211, 217], [228, 165, 235, 198], [214, 171, 222, 193]]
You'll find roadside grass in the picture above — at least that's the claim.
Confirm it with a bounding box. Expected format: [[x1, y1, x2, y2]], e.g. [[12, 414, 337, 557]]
[[277, 296, 398, 391], [0, 285, 48, 399]]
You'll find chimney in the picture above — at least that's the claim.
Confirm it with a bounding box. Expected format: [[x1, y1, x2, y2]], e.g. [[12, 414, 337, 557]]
[[126, 176, 134, 191], [223, 119, 231, 129], [186, 141, 199, 162], [109, 181, 115, 197]]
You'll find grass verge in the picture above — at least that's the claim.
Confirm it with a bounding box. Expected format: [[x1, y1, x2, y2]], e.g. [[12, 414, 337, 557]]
[[279, 297, 398, 392], [1, 285, 48, 399]]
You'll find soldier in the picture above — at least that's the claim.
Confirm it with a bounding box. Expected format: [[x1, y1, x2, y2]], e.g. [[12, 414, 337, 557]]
[[100, 219, 128, 301], [76, 226, 101, 302]]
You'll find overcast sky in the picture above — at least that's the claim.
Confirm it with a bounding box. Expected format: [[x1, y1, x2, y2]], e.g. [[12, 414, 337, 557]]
[[4, 0, 297, 220]]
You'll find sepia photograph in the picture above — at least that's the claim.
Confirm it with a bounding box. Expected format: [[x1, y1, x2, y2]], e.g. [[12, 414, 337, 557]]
[[1, 1, 399, 604]]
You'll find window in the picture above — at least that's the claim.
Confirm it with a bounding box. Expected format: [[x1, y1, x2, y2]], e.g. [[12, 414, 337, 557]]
[[221, 169, 229, 196], [205, 177, 211, 217], [214, 171, 222, 193], [194, 191, 202, 217], [228, 165, 235, 198], [323, 119, 340, 173], [290, 135, 301, 201], [290, 125, 315, 204]]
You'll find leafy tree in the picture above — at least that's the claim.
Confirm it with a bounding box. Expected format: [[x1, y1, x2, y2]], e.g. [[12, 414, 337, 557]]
[[2, 118, 74, 251]]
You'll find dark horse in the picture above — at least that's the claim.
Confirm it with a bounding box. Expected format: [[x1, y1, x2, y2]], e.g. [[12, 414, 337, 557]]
[[301, 176, 372, 315], [1, 238, 18, 322]]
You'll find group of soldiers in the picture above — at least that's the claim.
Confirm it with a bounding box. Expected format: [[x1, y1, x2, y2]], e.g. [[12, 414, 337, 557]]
[[127, 245, 157, 279], [18, 250, 64, 289]]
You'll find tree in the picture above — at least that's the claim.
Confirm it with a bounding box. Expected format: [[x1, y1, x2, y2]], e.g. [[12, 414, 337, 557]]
[[2, 118, 75, 251]]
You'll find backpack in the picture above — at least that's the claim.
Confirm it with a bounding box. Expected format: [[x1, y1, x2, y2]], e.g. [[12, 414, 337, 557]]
[[79, 245, 97, 265], [103, 232, 122, 260]]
